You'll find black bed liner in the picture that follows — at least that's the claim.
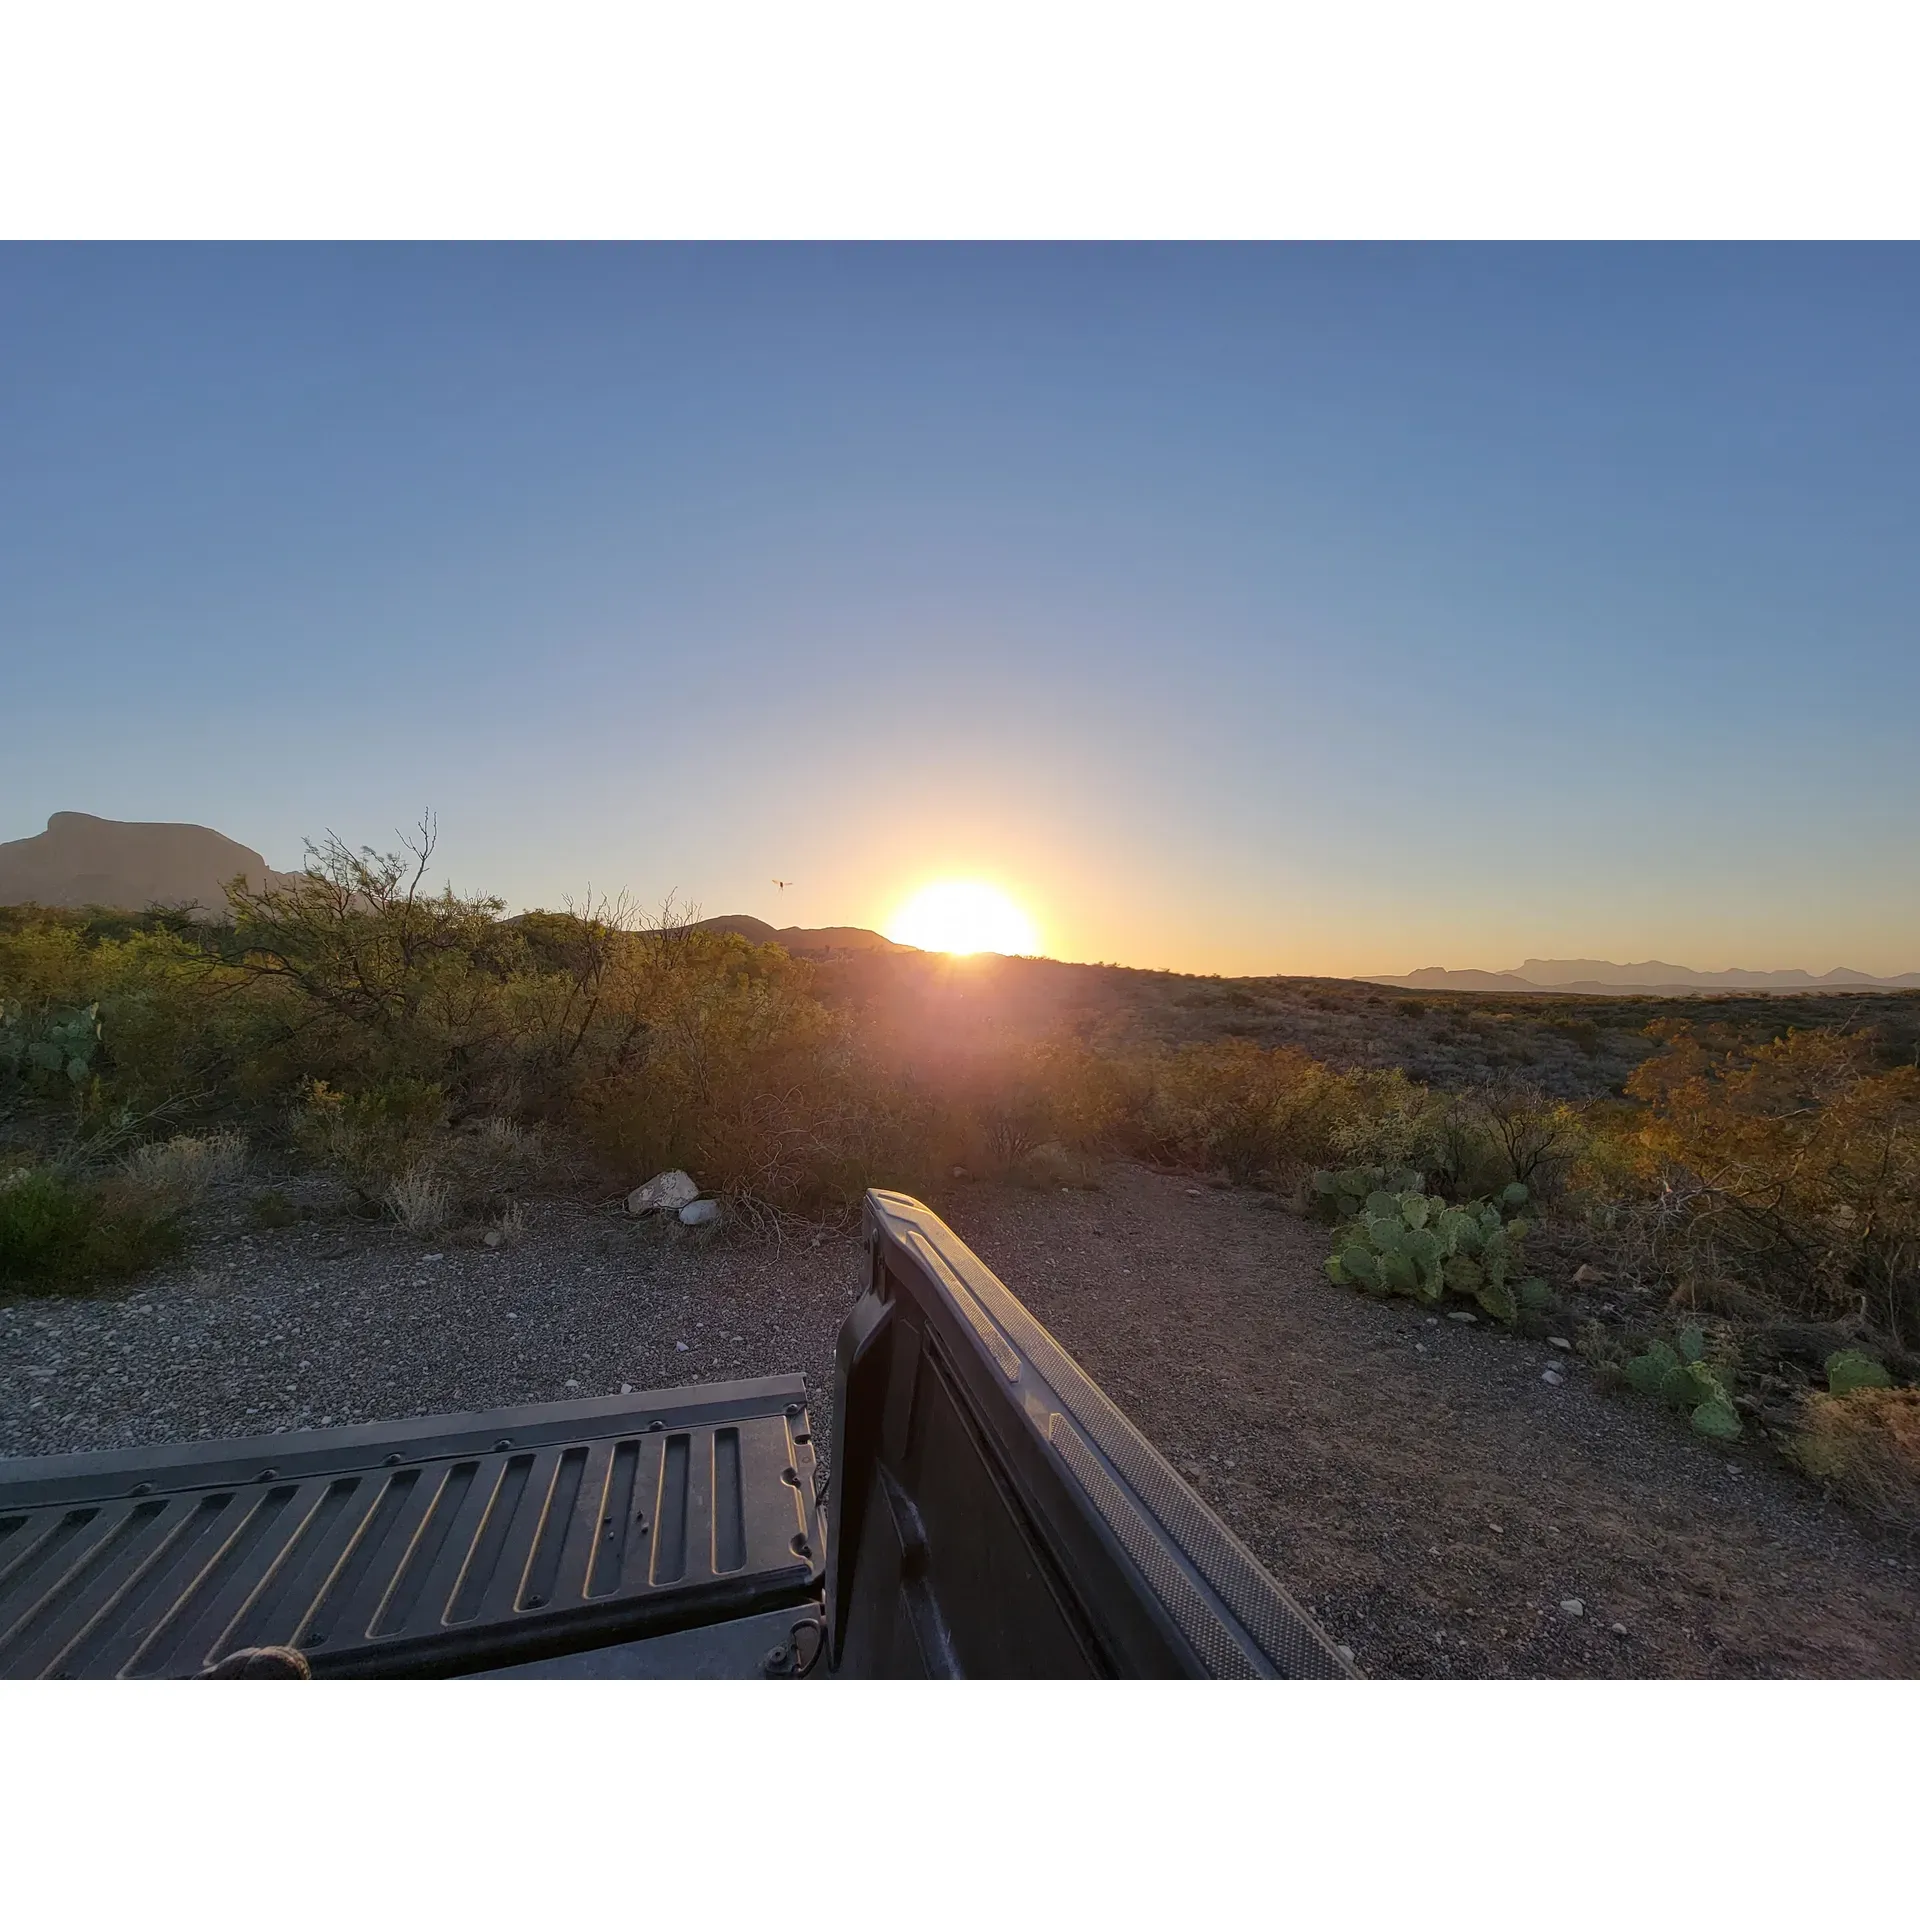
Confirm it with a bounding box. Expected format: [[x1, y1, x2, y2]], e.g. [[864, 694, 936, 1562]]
[[0, 1379, 822, 1678]]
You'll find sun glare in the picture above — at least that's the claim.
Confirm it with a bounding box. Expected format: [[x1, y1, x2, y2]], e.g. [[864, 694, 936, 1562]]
[[887, 880, 1040, 957]]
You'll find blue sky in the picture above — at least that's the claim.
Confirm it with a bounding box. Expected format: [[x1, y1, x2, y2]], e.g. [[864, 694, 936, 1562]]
[[3, 244, 1916, 974]]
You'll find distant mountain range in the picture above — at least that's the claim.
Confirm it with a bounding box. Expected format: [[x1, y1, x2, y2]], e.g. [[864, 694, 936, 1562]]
[[0, 812, 300, 914], [1365, 959, 1920, 997], [9, 815, 1910, 994]]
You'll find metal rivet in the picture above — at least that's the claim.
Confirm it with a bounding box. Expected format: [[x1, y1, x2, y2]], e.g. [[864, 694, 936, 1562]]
[[493, 1439, 513, 1452], [647, 1420, 665, 1432], [383, 1451, 403, 1466], [791, 1532, 812, 1558], [255, 1468, 277, 1482], [784, 1403, 803, 1418], [129, 1481, 153, 1496], [781, 1466, 801, 1486]]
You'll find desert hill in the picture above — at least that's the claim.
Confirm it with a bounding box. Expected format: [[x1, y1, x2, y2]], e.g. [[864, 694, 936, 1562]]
[[0, 812, 301, 914], [694, 915, 912, 954]]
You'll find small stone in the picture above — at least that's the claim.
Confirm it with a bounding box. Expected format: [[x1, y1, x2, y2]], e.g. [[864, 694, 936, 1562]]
[[1447, 1311, 1476, 1323], [627, 1170, 698, 1215], [1611, 1622, 1628, 1637], [483, 1230, 502, 1248], [564, 1378, 581, 1391], [1559, 1597, 1585, 1618], [1571, 1264, 1602, 1288], [1487, 1521, 1504, 1534], [620, 1383, 634, 1394], [675, 1341, 689, 1352], [678, 1198, 720, 1227], [950, 1166, 969, 1180], [1184, 1188, 1203, 1197], [1425, 1316, 1438, 1326], [1547, 1336, 1573, 1351], [1335, 1644, 1354, 1663], [1542, 1369, 1565, 1386], [1414, 1342, 1427, 1353]]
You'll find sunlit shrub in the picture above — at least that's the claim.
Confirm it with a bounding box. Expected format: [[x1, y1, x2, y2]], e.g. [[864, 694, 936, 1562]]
[[1793, 1386, 1920, 1529]]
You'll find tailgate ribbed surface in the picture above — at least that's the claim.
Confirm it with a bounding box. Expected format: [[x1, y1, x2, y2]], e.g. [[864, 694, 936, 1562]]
[[0, 1379, 822, 1678]]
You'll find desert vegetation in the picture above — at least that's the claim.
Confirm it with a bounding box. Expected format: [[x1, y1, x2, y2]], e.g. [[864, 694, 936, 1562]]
[[3, 825, 1918, 1524]]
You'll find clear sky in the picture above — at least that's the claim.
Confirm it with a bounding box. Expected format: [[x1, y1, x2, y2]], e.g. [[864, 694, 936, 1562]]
[[4, 244, 1916, 977]]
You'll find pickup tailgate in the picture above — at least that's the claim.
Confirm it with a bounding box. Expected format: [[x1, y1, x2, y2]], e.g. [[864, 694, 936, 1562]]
[[0, 1378, 822, 1678]]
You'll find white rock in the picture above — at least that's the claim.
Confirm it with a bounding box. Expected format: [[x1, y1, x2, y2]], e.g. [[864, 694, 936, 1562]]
[[421, 1253, 442, 1262], [483, 1230, 502, 1248], [678, 1198, 720, 1227], [1560, 1597, 1585, 1618], [1448, 1312, 1477, 1324], [1611, 1622, 1628, 1636], [1547, 1335, 1573, 1352], [674, 1341, 689, 1352], [619, 1382, 634, 1394], [564, 1378, 581, 1391], [627, 1170, 698, 1215], [1542, 1369, 1565, 1386]]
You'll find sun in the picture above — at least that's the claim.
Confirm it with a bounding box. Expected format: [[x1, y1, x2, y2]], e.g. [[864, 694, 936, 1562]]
[[886, 880, 1040, 957]]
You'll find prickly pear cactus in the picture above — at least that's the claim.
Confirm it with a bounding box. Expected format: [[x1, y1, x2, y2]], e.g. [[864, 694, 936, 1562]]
[[1621, 1331, 1743, 1440], [0, 1002, 102, 1088], [1825, 1349, 1893, 1397], [1325, 1180, 1533, 1320], [1310, 1165, 1423, 1223]]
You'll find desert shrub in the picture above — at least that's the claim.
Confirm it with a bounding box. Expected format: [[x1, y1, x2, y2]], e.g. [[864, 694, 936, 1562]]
[[1437, 1079, 1580, 1202], [293, 1077, 449, 1200], [1792, 1386, 1920, 1528], [1136, 1040, 1355, 1182], [386, 1161, 452, 1236], [248, 1189, 305, 1230], [123, 1130, 248, 1208], [1011, 1141, 1102, 1190], [1321, 1069, 1450, 1181], [1621, 1025, 1920, 1345], [0, 1166, 185, 1296]]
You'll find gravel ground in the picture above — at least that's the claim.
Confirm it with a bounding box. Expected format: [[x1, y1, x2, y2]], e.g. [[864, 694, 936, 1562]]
[[0, 1174, 869, 1463], [938, 1164, 1920, 1678], [4, 1160, 1915, 1678]]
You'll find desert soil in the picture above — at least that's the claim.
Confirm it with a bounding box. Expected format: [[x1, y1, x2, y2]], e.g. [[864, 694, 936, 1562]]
[[3, 1160, 1914, 1678]]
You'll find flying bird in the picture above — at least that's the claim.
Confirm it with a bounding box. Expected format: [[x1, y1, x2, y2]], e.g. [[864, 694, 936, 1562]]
[[772, 879, 793, 890]]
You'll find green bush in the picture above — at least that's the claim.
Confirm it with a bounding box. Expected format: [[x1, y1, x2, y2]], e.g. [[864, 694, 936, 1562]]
[[0, 1167, 185, 1297]]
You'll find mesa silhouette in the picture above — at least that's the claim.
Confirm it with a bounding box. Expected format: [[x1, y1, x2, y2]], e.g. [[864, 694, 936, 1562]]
[[0, 812, 301, 914]]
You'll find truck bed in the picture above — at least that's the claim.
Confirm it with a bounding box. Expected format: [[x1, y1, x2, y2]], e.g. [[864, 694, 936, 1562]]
[[0, 1378, 823, 1678]]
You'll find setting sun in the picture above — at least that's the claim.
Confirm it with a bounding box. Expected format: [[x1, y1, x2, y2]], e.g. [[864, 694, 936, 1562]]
[[886, 880, 1040, 956]]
